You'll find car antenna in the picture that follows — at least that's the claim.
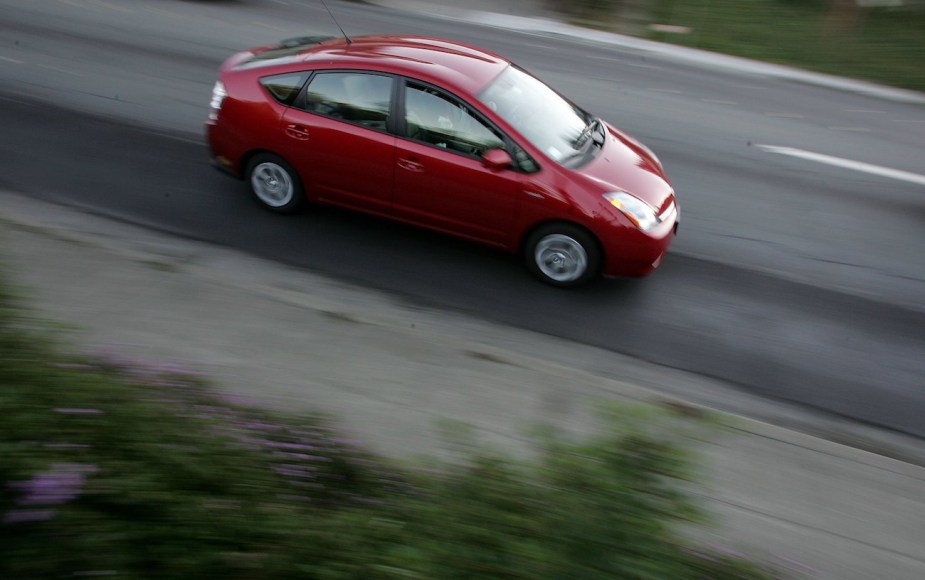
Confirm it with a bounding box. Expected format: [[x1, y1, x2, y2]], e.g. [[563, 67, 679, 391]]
[[320, 0, 352, 45]]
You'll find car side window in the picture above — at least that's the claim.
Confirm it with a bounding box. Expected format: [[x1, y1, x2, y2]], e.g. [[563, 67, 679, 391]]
[[303, 72, 392, 131], [404, 83, 505, 157]]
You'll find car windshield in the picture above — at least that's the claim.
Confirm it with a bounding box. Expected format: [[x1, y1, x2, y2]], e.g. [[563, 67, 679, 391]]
[[478, 66, 592, 164]]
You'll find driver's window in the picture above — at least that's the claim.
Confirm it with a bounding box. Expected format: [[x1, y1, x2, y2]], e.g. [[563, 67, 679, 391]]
[[404, 83, 504, 157]]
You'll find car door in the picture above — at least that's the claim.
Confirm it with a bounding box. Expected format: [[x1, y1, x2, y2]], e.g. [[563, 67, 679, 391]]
[[280, 71, 396, 215], [392, 80, 525, 246]]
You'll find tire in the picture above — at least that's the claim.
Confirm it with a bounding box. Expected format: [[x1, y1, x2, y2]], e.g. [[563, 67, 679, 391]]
[[245, 154, 305, 213], [524, 223, 601, 287]]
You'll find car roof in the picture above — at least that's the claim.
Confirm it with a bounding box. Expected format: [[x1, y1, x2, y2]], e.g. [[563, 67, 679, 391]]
[[246, 35, 512, 96]]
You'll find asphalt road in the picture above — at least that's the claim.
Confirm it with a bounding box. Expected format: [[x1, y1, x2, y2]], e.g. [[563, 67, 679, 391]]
[[1, 0, 924, 436]]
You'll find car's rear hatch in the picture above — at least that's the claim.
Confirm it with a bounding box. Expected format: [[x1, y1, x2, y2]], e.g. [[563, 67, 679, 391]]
[[221, 35, 338, 71]]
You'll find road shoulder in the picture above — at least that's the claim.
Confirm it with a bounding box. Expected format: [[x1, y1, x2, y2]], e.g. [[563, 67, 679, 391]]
[[2, 190, 924, 578]]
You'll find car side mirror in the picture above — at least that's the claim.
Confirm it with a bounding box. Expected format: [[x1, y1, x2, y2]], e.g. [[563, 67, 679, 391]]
[[482, 148, 512, 170]]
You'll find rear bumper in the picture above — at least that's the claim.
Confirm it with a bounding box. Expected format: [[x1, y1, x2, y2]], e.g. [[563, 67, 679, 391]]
[[209, 156, 238, 178], [205, 119, 242, 179]]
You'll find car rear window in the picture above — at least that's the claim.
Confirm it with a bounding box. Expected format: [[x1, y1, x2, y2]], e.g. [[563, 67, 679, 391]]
[[260, 73, 310, 106], [302, 72, 392, 131]]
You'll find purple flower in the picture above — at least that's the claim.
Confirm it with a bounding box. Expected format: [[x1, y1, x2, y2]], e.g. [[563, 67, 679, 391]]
[[273, 452, 325, 461], [264, 441, 318, 452], [272, 464, 317, 478], [50, 363, 93, 370], [9, 463, 98, 506], [217, 393, 259, 407], [193, 405, 226, 414], [240, 421, 283, 432]]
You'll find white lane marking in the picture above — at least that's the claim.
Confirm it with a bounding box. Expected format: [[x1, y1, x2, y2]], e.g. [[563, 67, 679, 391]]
[[0, 56, 23, 64], [757, 145, 925, 186], [765, 112, 804, 118], [702, 99, 737, 105], [845, 109, 885, 114]]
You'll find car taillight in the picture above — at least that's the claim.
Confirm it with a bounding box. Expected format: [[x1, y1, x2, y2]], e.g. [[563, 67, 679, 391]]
[[209, 81, 226, 120]]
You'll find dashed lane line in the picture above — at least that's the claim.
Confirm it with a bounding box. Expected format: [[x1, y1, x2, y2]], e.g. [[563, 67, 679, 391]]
[[757, 145, 925, 187]]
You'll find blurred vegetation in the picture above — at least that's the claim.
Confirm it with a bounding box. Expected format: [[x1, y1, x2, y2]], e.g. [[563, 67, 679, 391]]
[[551, 0, 925, 92], [0, 267, 777, 579]]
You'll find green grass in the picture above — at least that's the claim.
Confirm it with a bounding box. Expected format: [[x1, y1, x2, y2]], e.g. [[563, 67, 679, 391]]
[[563, 0, 925, 92], [0, 265, 779, 578], [649, 0, 925, 91]]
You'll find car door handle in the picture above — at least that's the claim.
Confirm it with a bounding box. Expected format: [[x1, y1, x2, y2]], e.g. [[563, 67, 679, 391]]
[[285, 124, 311, 140], [397, 158, 424, 173]]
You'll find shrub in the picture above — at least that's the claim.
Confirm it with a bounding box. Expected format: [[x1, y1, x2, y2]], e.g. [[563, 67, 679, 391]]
[[0, 268, 775, 578]]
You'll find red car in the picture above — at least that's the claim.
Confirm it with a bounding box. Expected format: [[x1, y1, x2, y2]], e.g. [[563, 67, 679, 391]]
[[206, 35, 678, 286]]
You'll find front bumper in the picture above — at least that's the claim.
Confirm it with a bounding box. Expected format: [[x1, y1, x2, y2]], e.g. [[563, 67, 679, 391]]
[[600, 202, 679, 278]]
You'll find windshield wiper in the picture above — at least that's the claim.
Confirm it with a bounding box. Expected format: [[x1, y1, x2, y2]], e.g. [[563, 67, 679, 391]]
[[574, 117, 604, 148]]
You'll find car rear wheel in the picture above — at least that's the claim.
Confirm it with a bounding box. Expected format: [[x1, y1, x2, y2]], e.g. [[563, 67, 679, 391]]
[[525, 224, 601, 287], [246, 154, 305, 213]]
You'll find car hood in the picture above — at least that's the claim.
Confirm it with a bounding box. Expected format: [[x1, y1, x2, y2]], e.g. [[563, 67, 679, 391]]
[[576, 125, 674, 214]]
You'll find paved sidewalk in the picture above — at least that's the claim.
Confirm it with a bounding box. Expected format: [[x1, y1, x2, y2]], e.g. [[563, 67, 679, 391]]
[[2, 190, 924, 579]]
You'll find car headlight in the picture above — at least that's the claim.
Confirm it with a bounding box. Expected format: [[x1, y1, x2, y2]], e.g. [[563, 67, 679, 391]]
[[603, 192, 658, 231]]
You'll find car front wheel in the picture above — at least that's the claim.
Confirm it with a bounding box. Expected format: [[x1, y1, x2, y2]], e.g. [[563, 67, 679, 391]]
[[525, 224, 601, 287], [246, 154, 305, 213]]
